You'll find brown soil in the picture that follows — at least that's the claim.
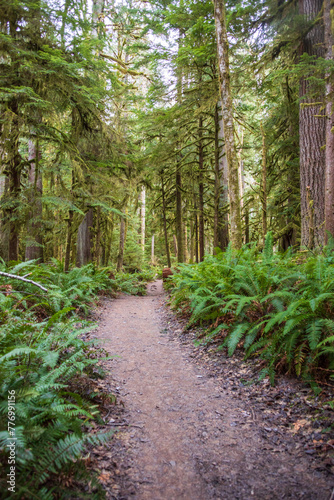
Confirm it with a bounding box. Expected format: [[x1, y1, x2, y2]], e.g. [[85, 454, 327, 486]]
[[91, 280, 334, 500]]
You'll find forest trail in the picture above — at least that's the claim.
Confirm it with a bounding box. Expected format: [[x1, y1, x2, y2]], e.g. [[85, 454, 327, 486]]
[[96, 281, 334, 500]]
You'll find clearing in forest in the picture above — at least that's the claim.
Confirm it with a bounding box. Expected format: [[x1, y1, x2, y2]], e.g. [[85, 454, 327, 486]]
[[95, 281, 334, 500]]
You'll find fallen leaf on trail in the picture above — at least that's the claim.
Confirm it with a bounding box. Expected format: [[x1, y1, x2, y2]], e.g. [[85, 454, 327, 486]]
[[98, 471, 111, 483], [292, 419, 308, 432]]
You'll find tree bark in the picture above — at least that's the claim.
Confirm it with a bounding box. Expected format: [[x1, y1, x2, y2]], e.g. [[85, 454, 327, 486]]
[[117, 215, 126, 271], [184, 214, 188, 263], [0, 175, 9, 260], [189, 216, 194, 262], [324, 0, 334, 241], [95, 206, 101, 266], [173, 234, 178, 258], [175, 15, 184, 263], [140, 186, 146, 254], [245, 208, 250, 244], [76, 209, 93, 267], [260, 122, 267, 245], [64, 210, 73, 272], [198, 115, 205, 261], [64, 169, 75, 272], [105, 215, 113, 266], [299, 0, 326, 248], [281, 77, 299, 250], [25, 138, 43, 262], [213, 0, 242, 249], [6, 101, 21, 261], [176, 165, 184, 262], [151, 234, 155, 264], [161, 172, 171, 268], [214, 102, 229, 250], [194, 198, 199, 264], [238, 127, 246, 243]]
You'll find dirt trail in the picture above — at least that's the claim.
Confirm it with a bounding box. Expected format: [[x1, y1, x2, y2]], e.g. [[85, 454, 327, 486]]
[[96, 281, 334, 499]]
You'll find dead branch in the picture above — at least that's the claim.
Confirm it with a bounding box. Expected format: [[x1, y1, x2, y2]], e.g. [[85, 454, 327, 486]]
[[0, 272, 48, 292]]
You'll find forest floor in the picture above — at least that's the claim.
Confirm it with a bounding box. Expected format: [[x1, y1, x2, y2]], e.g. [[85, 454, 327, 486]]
[[88, 280, 334, 500]]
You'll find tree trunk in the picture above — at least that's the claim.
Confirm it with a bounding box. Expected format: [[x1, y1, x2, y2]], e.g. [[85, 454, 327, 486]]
[[105, 216, 113, 266], [76, 209, 93, 267], [245, 208, 250, 244], [8, 167, 20, 261], [238, 128, 245, 209], [189, 216, 194, 262], [198, 115, 205, 261], [176, 166, 184, 262], [214, 102, 229, 250], [184, 214, 188, 263], [194, 199, 199, 264], [74, 0, 105, 268], [299, 0, 326, 248], [25, 138, 43, 262], [140, 186, 146, 254], [95, 206, 101, 266], [238, 127, 246, 243], [175, 16, 184, 263], [101, 244, 106, 266], [64, 170, 75, 272], [161, 172, 171, 268], [260, 122, 267, 245], [151, 234, 155, 264], [6, 101, 21, 261], [324, 0, 334, 241], [117, 213, 126, 272], [213, 0, 242, 249], [281, 77, 299, 250], [0, 175, 9, 260], [173, 234, 178, 258], [64, 210, 73, 272]]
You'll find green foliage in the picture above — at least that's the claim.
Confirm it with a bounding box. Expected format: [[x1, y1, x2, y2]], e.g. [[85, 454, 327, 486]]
[[113, 268, 157, 296], [169, 241, 334, 387], [0, 261, 121, 497]]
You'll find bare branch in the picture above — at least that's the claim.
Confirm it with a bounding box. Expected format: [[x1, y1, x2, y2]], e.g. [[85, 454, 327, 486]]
[[0, 272, 48, 292]]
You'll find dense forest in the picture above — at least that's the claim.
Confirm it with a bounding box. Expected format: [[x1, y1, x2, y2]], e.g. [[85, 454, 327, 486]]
[[1, 0, 333, 267], [1, 0, 334, 497]]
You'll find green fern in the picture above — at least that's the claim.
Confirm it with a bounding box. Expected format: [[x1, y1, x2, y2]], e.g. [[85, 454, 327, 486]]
[[169, 243, 334, 386], [0, 261, 118, 497]]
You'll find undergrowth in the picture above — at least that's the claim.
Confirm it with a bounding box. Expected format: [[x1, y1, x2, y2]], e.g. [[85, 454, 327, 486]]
[[0, 260, 154, 498], [111, 268, 157, 296], [169, 233, 334, 389]]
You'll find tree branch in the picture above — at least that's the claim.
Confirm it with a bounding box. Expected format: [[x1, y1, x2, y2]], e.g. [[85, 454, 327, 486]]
[[0, 272, 48, 292]]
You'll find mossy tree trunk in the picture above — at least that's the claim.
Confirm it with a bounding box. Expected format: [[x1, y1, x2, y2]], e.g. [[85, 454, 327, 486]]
[[260, 122, 267, 245], [161, 172, 171, 268], [6, 100, 21, 261], [198, 115, 205, 261], [176, 164, 184, 262], [117, 215, 126, 272], [25, 137, 43, 262], [214, 102, 229, 251], [76, 209, 93, 267], [213, 0, 242, 249]]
